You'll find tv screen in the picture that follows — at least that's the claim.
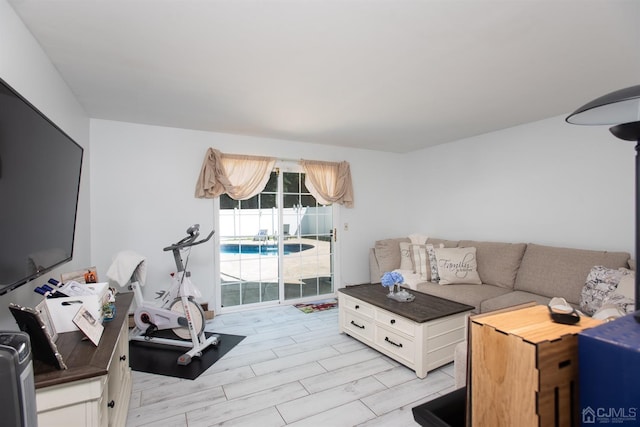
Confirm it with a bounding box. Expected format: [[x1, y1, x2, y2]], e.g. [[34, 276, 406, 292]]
[[0, 78, 83, 295]]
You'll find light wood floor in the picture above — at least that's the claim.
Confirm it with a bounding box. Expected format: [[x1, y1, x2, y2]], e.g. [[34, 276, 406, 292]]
[[125, 304, 457, 426]]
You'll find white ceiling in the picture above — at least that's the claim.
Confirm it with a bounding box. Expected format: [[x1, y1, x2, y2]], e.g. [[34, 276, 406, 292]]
[[8, 0, 640, 153]]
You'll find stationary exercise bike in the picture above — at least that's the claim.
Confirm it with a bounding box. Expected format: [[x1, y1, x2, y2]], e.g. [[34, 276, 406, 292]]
[[128, 224, 219, 365]]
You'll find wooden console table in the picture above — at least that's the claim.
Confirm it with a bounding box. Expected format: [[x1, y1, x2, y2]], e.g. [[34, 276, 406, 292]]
[[338, 284, 473, 378], [34, 292, 134, 427]]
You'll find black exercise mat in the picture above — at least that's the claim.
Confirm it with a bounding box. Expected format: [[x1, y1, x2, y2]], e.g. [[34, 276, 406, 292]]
[[129, 332, 245, 380]]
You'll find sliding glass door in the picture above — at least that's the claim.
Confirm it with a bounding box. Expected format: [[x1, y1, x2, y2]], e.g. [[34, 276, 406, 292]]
[[217, 165, 335, 309]]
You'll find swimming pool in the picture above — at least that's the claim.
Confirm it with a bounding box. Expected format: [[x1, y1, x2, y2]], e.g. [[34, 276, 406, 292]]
[[220, 243, 314, 255]]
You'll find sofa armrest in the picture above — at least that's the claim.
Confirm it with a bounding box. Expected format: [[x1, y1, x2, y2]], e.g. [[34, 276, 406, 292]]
[[369, 248, 381, 283]]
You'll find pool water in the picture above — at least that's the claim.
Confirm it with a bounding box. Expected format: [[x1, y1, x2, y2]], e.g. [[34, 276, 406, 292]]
[[221, 243, 314, 255]]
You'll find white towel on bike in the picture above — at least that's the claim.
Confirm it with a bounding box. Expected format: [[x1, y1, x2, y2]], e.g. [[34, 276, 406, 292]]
[[107, 250, 147, 287]]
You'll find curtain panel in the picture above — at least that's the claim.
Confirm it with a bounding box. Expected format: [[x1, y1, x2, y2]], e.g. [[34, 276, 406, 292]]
[[195, 148, 275, 200], [300, 160, 354, 208]]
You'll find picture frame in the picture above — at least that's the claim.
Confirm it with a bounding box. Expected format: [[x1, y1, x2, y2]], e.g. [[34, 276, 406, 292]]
[[9, 303, 67, 370], [72, 305, 104, 346], [35, 300, 58, 342]]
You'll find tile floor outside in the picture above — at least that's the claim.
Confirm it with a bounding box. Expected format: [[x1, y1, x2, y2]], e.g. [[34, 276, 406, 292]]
[[125, 303, 457, 426]]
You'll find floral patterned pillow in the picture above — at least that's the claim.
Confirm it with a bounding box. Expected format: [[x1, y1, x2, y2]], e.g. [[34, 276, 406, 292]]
[[580, 266, 634, 316], [426, 243, 440, 283], [600, 271, 636, 315]]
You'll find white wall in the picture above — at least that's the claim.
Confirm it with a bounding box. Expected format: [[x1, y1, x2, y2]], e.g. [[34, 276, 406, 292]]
[[0, 0, 91, 329], [91, 113, 636, 313], [406, 115, 635, 255], [89, 119, 407, 308]]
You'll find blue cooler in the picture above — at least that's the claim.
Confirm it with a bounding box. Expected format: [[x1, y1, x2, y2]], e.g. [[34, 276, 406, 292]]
[[578, 313, 640, 426]]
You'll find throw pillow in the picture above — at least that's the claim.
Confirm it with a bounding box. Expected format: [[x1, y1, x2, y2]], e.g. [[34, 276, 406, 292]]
[[394, 269, 421, 290], [409, 233, 428, 244], [426, 243, 439, 283], [399, 242, 413, 271], [601, 293, 635, 316], [600, 269, 635, 315], [374, 238, 409, 273], [615, 271, 635, 299], [580, 266, 634, 316], [410, 244, 430, 281], [434, 247, 482, 285]]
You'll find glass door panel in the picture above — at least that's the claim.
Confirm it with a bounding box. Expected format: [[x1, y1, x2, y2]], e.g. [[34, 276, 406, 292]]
[[281, 172, 333, 301], [218, 169, 334, 309]]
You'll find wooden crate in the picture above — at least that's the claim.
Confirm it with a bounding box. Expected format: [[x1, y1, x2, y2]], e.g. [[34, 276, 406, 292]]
[[469, 305, 602, 427]]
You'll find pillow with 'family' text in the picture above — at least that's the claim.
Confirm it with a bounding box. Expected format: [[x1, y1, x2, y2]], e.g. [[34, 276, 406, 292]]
[[434, 247, 482, 285]]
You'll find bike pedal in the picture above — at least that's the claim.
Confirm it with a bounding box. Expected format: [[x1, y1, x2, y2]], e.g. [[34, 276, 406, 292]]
[[144, 324, 158, 336]]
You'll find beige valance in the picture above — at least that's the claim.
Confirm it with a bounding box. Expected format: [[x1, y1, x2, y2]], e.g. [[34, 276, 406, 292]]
[[195, 148, 275, 200], [195, 148, 354, 207], [301, 160, 354, 208]]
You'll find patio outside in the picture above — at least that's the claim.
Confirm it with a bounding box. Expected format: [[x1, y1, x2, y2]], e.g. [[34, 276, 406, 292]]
[[219, 208, 333, 307]]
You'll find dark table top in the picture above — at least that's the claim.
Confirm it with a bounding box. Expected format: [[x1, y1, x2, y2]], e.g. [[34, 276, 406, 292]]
[[339, 284, 474, 323]]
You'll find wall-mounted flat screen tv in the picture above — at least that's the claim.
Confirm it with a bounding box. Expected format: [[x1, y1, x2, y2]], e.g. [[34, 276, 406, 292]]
[[0, 78, 83, 295]]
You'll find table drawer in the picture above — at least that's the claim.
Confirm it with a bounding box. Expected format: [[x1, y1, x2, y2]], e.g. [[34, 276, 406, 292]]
[[376, 309, 416, 337], [376, 325, 415, 363], [343, 311, 374, 341], [342, 295, 374, 319]]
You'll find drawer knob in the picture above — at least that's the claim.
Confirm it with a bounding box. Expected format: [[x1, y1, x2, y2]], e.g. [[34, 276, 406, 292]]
[[390, 319, 396, 324], [108, 400, 115, 409], [355, 305, 360, 309], [385, 337, 403, 348], [120, 355, 127, 362]]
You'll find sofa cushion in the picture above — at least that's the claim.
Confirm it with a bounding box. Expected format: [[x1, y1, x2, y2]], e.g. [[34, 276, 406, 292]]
[[434, 247, 482, 285], [514, 244, 630, 305], [374, 238, 410, 274], [414, 282, 511, 313], [479, 291, 553, 313], [458, 240, 527, 290]]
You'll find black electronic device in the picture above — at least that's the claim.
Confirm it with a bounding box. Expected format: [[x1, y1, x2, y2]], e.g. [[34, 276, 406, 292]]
[[547, 304, 581, 325], [0, 331, 38, 427], [0, 77, 84, 295]]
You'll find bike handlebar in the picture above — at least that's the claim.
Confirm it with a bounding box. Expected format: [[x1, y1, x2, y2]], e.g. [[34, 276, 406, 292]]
[[163, 225, 215, 252]]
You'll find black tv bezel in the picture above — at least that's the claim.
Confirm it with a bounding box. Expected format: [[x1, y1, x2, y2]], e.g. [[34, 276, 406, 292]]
[[0, 77, 84, 296]]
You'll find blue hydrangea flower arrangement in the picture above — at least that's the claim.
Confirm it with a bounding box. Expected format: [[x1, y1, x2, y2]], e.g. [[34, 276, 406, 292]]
[[381, 271, 404, 289]]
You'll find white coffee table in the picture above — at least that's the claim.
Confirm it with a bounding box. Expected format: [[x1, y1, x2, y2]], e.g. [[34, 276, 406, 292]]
[[338, 284, 473, 378]]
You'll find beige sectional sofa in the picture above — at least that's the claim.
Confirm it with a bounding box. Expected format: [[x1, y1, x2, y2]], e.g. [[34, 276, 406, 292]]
[[369, 237, 632, 314]]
